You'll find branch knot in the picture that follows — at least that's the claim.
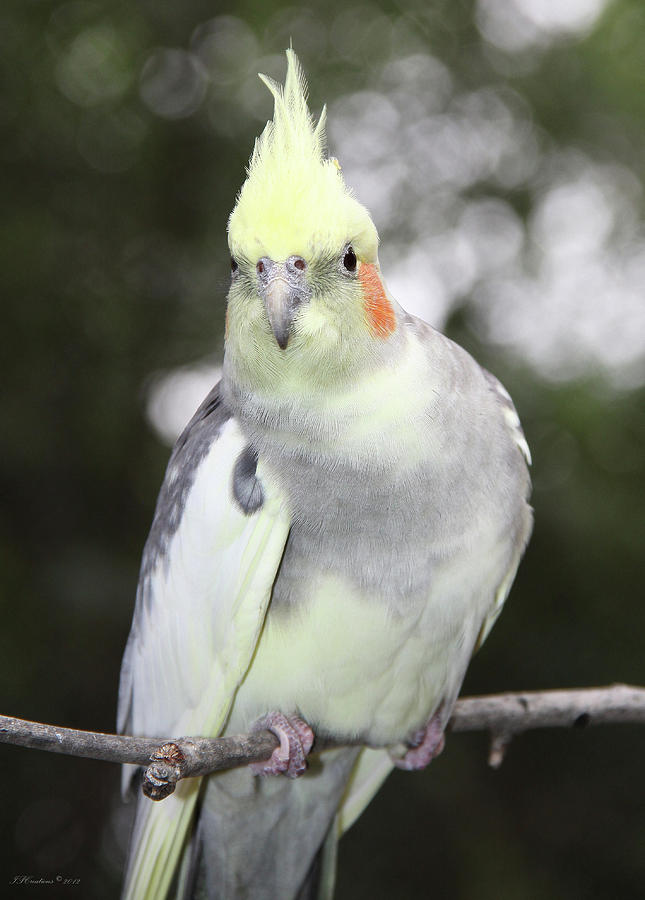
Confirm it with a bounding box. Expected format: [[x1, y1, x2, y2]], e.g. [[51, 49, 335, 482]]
[[143, 742, 188, 800]]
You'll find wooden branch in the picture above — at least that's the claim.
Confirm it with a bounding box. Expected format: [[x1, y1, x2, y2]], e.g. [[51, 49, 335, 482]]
[[449, 684, 645, 767], [1, 684, 643, 799]]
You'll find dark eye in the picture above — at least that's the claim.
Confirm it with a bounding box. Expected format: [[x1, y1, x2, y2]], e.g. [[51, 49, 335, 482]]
[[342, 247, 357, 272], [231, 257, 238, 274]]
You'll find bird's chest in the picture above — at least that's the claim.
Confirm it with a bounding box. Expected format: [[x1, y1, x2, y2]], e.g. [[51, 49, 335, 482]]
[[224, 375, 494, 743], [229, 549, 481, 746], [281, 451, 436, 598], [250, 399, 447, 605], [228, 439, 477, 745]]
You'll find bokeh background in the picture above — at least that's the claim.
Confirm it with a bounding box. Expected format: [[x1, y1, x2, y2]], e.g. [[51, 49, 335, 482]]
[[2, 0, 644, 896]]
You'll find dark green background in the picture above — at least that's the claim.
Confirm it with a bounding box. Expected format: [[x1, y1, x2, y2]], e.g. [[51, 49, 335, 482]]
[[2, 1, 644, 897]]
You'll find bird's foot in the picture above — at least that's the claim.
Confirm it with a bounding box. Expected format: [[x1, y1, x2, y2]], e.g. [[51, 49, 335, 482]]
[[250, 712, 314, 778], [390, 712, 445, 771]]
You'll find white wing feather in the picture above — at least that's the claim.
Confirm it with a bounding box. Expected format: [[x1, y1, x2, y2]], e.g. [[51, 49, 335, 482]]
[[120, 412, 290, 900]]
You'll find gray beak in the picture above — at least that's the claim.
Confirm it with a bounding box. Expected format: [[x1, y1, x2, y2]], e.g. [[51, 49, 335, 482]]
[[264, 278, 296, 350], [257, 256, 309, 350]]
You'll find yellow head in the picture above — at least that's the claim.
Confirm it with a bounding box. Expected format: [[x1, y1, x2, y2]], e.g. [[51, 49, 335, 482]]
[[225, 50, 399, 393], [228, 49, 378, 265]]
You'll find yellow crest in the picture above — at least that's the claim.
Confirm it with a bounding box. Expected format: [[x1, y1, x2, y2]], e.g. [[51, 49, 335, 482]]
[[228, 50, 379, 264]]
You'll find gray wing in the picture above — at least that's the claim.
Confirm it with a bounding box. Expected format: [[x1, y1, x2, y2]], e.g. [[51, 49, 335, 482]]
[[118, 382, 232, 736], [118, 381, 292, 899], [118, 379, 291, 744]]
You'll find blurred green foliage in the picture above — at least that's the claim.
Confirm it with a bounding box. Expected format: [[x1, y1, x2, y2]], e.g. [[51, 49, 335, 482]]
[[1, 0, 644, 897]]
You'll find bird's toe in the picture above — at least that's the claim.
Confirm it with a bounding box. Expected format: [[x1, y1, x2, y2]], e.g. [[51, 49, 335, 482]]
[[250, 711, 314, 778]]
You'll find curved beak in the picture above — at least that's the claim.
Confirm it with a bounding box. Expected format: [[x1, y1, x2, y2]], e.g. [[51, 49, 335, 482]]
[[257, 257, 310, 350], [264, 278, 297, 350]]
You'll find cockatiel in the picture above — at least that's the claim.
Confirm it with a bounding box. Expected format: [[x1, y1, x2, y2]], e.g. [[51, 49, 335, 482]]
[[119, 49, 532, 900]]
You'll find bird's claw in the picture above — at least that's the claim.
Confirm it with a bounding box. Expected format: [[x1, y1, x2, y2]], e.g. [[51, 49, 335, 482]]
[[390, 712, 445, 771], [250, 712, 314, 778]]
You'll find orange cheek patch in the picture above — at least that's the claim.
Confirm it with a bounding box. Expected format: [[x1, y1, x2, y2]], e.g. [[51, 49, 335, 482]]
[[359, 263, 396, 337]]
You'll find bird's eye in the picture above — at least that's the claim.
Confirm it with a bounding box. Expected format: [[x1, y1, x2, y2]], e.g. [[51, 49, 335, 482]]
[[342, 247, 357, 272], [231, 257, 238, 274]]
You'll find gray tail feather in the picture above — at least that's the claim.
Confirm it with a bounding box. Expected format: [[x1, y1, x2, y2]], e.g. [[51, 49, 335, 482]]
[[295, 821, 339, 900], [176, 748, 359, 900]]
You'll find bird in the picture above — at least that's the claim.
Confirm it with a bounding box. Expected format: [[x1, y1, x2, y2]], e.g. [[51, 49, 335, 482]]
[[118, 48, 532, 900]]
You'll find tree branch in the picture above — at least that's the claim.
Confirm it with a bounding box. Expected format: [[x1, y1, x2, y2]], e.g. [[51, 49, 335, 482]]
[[449, 684, 645, 767], [1, 684, 643, 799]]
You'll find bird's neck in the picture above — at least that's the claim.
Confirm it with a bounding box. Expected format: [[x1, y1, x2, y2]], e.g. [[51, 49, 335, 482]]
[[220, 323, 430, 466]]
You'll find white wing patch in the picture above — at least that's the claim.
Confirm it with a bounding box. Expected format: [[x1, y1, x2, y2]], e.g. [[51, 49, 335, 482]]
[[121, 416, 291, 900], [124, 418, 290, 740]]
